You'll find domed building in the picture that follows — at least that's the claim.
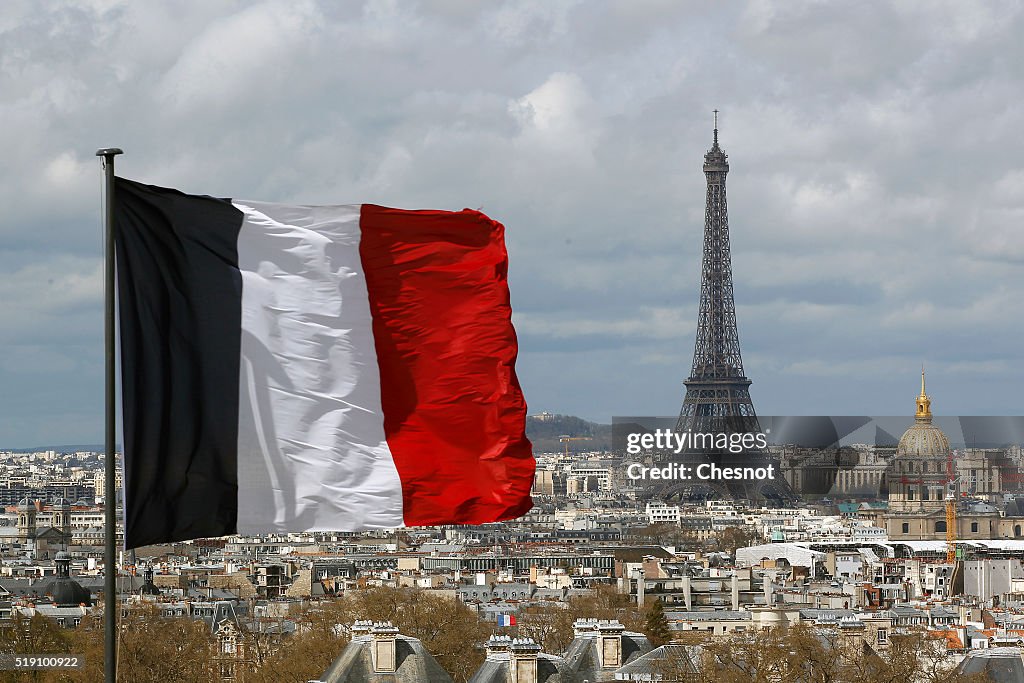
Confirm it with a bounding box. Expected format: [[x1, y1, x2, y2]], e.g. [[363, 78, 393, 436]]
[[887, 370, 951, 513], [33, 552, 92, 607], [881, 370, 1024, 547]]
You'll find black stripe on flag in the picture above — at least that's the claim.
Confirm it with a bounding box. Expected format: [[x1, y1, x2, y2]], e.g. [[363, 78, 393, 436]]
[[115, 177, 243, 548]]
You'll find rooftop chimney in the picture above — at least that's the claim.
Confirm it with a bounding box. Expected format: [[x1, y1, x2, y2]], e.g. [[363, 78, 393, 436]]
[[573, 618, 599, 638], [597, 620, 625, 669], [351, 620, 373, 638], [509, 638, 541, 683], [370, 621, 399, 673], [485, 634, 512, 660]]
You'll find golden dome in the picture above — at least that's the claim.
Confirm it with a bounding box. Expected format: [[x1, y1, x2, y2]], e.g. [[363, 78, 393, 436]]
[[896, 368, 949, 458]]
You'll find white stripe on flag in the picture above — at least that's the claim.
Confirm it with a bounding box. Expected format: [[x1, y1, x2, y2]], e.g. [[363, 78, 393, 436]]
[[233, 201, 404, 533]]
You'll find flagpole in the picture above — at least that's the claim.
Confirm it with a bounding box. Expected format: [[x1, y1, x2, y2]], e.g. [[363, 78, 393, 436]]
[[96, 147, 122, 683]]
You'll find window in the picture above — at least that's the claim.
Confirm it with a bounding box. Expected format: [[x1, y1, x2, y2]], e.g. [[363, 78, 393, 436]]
[[877, 629, 888, 645], [902, 523, 910, 534], [935, 521, 947, 533], [971, 522, 979, 533], [1016, 525, 1021, 538]]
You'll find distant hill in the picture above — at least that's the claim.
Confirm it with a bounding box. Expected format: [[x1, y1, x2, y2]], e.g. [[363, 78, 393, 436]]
[[1, 445, 107, 454], [526, 414, 612, 453], [7, 417, 619, 458]]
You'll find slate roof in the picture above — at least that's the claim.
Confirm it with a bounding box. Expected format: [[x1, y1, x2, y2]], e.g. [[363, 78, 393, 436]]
[[469, 656, 573, 683], [469, 638, 575, 683], [318, 631, 454, 683], [953, 647, 1024, 682], [33, 573, 90, 606], [667, 610, 750, 623], [612, 643, 702, 680], [798, 609, 860, 621], [561, 622, 652, 682]]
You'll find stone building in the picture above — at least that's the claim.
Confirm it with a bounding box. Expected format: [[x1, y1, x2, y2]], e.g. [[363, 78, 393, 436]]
[[16, 498, 73, 559]]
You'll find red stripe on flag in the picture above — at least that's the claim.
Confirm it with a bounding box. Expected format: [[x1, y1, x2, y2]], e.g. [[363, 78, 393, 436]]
[[359, 205, 535, 526]]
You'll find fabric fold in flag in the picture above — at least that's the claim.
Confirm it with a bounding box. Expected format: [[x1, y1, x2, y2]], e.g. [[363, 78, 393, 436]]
[[114, 177, 534, 549]]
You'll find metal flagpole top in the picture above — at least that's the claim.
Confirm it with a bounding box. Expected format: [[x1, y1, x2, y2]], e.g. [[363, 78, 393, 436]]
[[96, 148, 123, 157]]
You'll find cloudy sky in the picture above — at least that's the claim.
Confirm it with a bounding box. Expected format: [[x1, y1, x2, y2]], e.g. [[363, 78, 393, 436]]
[[2, 0, 1023, 447]]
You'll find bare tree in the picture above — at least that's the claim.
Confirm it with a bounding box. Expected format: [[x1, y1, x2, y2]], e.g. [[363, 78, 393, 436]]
[[691, 625, 986, 683], [351, 587, 492, 682], [240, 598, 353, 683], [0, 612, 73, 683], [518, 584, 642, 655], [705, 526, 760, 557], [65, 605, 216, 683]]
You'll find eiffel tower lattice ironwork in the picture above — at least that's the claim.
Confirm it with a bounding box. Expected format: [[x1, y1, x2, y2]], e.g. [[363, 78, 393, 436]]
[[670, 118, 792, 503], [675, 119, 759, 437]]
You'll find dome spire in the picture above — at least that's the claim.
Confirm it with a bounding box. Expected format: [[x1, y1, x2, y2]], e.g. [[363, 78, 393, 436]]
[[916, 366, 932, 422]]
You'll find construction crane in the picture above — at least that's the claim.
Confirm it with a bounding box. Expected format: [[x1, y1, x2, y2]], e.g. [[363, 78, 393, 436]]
[[945, 480, 962, 564], [558, 435, 592, 457], [945, 446, 962, 564]]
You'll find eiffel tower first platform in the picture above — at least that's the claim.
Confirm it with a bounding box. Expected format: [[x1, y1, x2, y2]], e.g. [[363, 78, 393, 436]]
[[657, 117, 793, 504]]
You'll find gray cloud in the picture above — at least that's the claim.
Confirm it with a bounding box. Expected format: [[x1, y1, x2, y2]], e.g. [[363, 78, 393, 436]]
[[1, 0, 1023, 446]]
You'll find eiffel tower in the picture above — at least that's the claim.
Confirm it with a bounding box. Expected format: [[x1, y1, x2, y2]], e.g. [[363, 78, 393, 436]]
[[665, 115, 792, 503]]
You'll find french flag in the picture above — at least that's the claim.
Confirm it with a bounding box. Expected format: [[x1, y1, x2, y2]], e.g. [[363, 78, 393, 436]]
[[497, 614, 516, 627], [114, 178, 535, 549]]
